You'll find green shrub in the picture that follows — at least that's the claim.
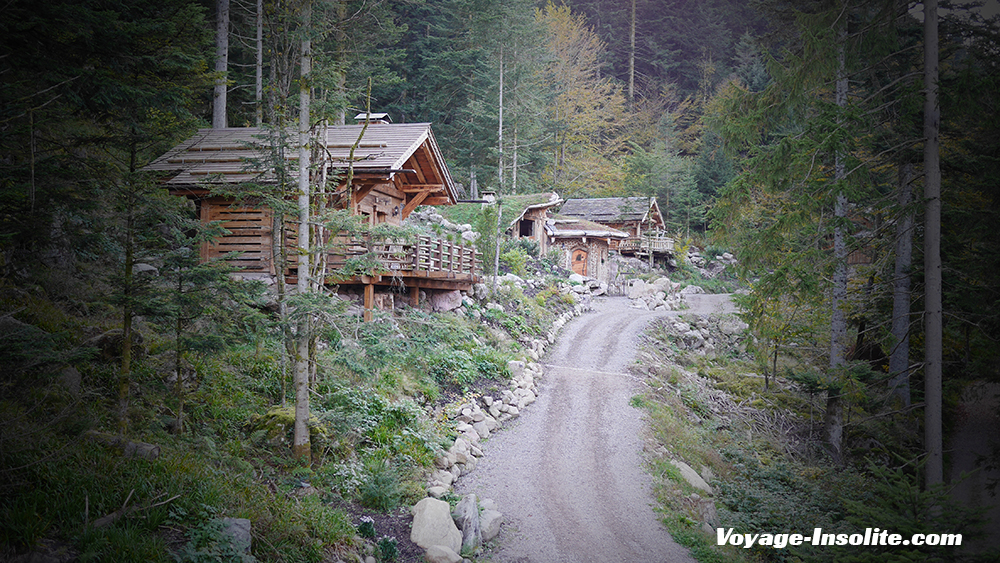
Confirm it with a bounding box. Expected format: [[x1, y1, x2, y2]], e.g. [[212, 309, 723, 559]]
[[499, 248, 529, 277], [428, 349, 478, 387], [358, 460, 403, 512], [377, 535, 399, 561]]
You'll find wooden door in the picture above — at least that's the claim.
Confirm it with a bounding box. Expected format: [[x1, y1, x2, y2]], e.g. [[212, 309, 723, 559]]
[[572, 248, 588, 276]]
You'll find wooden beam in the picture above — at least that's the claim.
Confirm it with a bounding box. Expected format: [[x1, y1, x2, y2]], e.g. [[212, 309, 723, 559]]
[[405, 153, 428, 184], [400, 184, 445, 192], [402, 190, 430, 218], [420, 197, 451, 206], [410, 286, 419, 308], [363, 283, 374, 322], [418, 143, 440, 184], [352, 183, 378, 205]]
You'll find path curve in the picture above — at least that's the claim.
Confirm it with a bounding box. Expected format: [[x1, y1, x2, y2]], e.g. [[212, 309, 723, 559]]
[[457, 294, 732, 562]]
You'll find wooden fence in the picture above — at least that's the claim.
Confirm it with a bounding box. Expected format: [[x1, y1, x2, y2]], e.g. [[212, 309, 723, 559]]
[[617, 234, 675, 255], [325, 234, 481, 279]]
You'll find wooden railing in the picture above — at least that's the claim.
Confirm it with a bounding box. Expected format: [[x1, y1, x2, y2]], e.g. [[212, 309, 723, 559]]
[[325, 233, 481, 279], [617, 234, 675, 254]]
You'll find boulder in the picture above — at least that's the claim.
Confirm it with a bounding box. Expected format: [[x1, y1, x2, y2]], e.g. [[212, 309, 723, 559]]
[[427, 486, 449, 498], [218, 518, 252, 556], [452, 494, 482, 555], [411, 498, 462, 554], [670, 460, 714, 495], [507, 360, 525, 381], [479, 510, 503, 541], [430, 290, 464, 312], [424, 545, 463, 563]]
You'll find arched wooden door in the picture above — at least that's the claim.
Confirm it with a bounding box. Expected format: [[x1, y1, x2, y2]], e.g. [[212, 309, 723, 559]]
[[571, 248, 588, 276]]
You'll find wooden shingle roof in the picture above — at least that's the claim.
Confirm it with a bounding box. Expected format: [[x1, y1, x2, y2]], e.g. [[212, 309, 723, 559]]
[[144, 123, 457, 203], [558, 197, 663, 226], [544, 215, 628, 239]]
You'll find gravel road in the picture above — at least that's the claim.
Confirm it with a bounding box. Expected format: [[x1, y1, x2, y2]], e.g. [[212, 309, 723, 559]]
[[456, 294, 733, 562]]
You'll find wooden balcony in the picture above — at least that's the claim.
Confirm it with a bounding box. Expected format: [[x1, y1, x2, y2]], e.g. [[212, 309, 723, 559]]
[[616, 234, 675, 256], [324, 234, 482, 287]]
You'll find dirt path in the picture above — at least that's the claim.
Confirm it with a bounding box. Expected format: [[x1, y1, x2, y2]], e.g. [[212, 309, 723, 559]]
[[456, 294, 732, 562]]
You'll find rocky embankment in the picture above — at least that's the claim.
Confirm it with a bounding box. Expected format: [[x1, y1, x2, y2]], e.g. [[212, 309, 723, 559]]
[[407, 300, 588, 562]]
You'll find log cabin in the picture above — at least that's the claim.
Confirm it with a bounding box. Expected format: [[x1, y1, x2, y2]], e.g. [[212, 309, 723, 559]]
[[558, 197, 672, 258], [543, 215, 628, 282], [505, 193, 628, 284], [144, 116, 481, 317]]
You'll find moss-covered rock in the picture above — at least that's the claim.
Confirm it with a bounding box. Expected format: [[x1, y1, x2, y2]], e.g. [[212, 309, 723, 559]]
[[250, 406, 330, 448]]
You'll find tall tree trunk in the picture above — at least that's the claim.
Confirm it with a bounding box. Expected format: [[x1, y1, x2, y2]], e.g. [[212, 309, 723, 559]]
[[923, 0, 943, 487], [890, 163, 914, 406], [173, 296, 185, 435], [119, 207, 134, 437], [498, 48, 504, 192], [255, 0, 263, 126], [628, 0, 635, 107], [825, 35, 850, 465], [213, 0, 230, 129], [338, 1, 349, 125], [293, 0, 312, 464]]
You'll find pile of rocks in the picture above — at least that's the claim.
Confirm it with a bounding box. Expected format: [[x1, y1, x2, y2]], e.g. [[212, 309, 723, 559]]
[[405, 209, 479, 244], [686, 249, 738, 279], [625, 277, 687, 311], [654, 313, 749, 360], [426, 360, 541, 498], [410, 494, 502, 563]]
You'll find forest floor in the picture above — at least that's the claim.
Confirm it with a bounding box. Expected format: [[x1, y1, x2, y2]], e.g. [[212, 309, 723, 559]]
[[949, 381, 1000, 551], [455, 294, 734, 563]]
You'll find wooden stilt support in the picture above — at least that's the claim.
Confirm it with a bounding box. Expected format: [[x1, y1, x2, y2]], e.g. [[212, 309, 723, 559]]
[[364, 283, 374, 322], [410, 286, 419, 308]]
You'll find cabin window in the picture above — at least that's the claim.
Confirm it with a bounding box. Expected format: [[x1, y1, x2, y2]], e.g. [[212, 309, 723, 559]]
[[519, 220, 534, 238]]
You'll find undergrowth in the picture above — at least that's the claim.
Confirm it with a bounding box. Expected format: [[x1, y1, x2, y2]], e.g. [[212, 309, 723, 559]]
[[634, 311, 994, 563], [0, 267, 560, 561]]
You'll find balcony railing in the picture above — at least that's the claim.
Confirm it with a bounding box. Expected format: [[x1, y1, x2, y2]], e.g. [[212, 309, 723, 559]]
[[616, 234, 675, 255], [324, 234, 481, 280]]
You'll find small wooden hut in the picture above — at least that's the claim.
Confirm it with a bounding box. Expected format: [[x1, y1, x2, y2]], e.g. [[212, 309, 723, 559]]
[[558, 197, 670, 257], [543, 216, 628, 282]]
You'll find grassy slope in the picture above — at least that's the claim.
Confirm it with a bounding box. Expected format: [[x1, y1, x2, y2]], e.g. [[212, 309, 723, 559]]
[[0, 261, 574, 562], [632, 302, 995, 563]]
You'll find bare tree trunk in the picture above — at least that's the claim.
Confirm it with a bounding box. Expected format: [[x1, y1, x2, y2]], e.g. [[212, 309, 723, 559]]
[[511, 126, 518, 193], [255, 0, 263, 126], [923, 0, 943, 487], [628, 0, 635, 107], [498, 48, 504, 193], [213, 0, 230, 129], [825, 36, 849, 465], [890, 163, 913, 406], [173, 308, 185, 435], [293, 0, 312, 464], [119, 210, 134, 437]]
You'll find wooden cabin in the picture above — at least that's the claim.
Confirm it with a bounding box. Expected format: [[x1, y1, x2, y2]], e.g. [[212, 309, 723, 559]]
[[507, 192, 563, 254], [144, 119, 481, 315], [558, 197, 670, 257], [543, 215, 628, 283]]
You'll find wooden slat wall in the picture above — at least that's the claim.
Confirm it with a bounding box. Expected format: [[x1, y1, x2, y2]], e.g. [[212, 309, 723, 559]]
[[204, 202, 273, 273]]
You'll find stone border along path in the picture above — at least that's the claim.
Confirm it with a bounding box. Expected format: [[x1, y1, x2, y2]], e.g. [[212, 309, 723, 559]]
[[409, 300, 593, 563], [443, 295, 715, 563]]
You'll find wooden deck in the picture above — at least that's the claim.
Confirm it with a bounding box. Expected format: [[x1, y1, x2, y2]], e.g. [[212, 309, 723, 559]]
[[616, 234, 675, 256], [324, 234, 482, 288], [198, 200, 481, 289]]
